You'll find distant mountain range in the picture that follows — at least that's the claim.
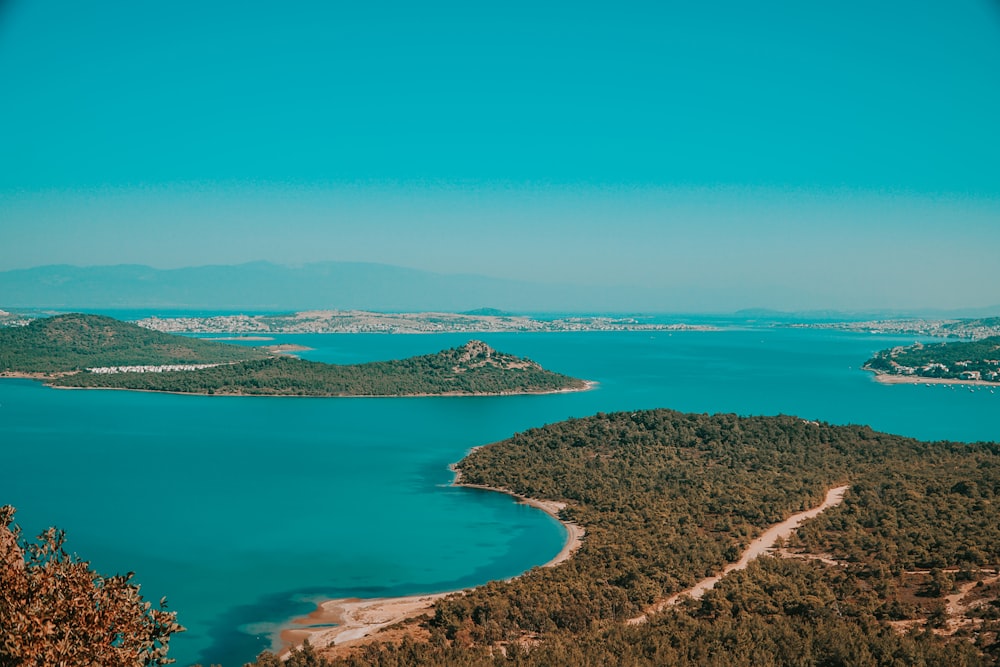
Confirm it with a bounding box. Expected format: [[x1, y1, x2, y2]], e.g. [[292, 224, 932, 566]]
[[1, 262, 998, 317], [0, 261, 725, 313], [0, 262, 589, 312]]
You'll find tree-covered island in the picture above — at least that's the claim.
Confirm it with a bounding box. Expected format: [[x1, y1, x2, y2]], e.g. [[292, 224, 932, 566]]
[[864, 336, 1000, 384], [0, 314, 587, 396]]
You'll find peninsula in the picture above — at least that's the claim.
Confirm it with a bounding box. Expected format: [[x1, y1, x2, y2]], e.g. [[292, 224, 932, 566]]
[[267, 410, 1000, 666], [864, 335, 1000, 385], [800, 316, 1000, 340], [0, 314, 587, 396], [135, 310, 717, 335]]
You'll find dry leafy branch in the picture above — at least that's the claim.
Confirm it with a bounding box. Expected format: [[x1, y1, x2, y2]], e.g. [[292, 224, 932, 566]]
[[0, 506, 183, 666]]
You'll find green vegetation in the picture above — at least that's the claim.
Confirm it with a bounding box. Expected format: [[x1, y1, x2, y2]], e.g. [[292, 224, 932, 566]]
[[0, 313, 270, 373], [865, 336, 1000, 382], [260, 410, 1000, 666], [0, 314, 584, 396], [50, 342, 584, 396], [0, 506, 183, 666]]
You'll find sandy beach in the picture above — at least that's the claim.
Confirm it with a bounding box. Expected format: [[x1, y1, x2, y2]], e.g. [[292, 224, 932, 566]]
[[277, 473, 585, 655], [279, 593, 452, 651], [871, 373, 1000, 388], [628, 484, 850, 624], [280, 483, 846, 653]]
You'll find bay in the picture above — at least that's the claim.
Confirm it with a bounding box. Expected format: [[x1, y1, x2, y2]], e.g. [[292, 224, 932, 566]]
[[1, 327, 996, 665]]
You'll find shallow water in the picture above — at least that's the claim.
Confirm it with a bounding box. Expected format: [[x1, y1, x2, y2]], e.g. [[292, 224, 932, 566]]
[[1, 327, 996, 665]]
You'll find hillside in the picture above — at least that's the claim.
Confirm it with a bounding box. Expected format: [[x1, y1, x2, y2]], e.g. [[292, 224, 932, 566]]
[[864, 336, 1000, 383], [49, 339, 585, 396], [266, 410, 1000, 666], [0, 314, 585, 396], [0, 313, 270, 373]]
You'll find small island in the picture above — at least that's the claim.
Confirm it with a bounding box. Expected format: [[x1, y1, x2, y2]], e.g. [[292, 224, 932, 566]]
[[864, 336, 1000, 385], [0, 314, 588, 396]]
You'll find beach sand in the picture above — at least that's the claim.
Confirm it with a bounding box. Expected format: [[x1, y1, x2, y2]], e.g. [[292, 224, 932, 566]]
[[280, 483, 846, 653], [871, 373, 1000, 387], [279, 593, 451, 650], [277, 477, 585, 656]]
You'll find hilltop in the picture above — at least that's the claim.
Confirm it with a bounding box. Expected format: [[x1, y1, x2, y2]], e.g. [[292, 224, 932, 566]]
[[0, 313, 270, 374], [0, 314, 586, 396], [49, 340, 586, 396]]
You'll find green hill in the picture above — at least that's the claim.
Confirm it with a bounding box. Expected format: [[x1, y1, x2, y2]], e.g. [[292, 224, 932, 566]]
[[0, 313, 269, 373], [49, 339, 585, 396], [865, 336, 1000, 382]]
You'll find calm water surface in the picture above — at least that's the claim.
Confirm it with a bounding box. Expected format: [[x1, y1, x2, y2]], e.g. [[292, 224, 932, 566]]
[[1, 328, 996, 665]]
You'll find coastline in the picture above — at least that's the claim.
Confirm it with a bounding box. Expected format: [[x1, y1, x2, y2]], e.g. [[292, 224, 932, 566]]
[[279, 482, 848, 654], [0, 371, 76, 380], [10, 376, 598, 398], [868, 370, 1000, 387], [276, 465, 585, 656]]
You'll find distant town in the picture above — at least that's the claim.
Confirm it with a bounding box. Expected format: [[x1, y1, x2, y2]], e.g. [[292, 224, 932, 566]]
[[133, 310, 719, 335], [797, 317, 1000, 340]]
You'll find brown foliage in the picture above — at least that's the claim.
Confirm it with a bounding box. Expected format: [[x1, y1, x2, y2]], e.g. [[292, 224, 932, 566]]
[[0, 506, 183, 666]]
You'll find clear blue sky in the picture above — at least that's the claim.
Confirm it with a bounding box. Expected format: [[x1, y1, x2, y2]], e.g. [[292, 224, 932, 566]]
[[2, 0, 999, 311]]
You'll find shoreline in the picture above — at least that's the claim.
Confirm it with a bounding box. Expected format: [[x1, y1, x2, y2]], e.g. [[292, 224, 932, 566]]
[[279, 482, 847, 653], [0, 371, 77, 380], [2, 376, 598, 398], [868, 370, 1000, 387], [276, 467, 585, 656]]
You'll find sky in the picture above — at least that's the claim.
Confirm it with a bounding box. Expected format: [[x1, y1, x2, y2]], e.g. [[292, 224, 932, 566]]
[[1, 0, 999, 312]]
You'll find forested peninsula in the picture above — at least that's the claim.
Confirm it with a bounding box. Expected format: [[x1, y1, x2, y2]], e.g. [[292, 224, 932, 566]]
[[0, 314, 586, 396], [267, 410, 1000, 667], [865, 336, 1000, 384]]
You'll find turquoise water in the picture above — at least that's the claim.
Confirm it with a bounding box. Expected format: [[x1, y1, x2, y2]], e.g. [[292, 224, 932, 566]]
[[1, 328, 997, 665]]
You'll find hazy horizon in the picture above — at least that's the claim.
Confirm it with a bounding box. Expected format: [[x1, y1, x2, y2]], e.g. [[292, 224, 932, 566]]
[[2, 1, 999, 313], [2, 260, 998, 317]]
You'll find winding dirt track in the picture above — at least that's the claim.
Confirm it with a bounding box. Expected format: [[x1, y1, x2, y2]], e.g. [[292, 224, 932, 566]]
[[280, 484, 848, 654], [628, 484, 850, 624]]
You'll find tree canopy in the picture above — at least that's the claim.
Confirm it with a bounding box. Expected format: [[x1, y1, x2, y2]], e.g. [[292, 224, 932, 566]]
[[0, 314, 585, 396], [865, 336, 1000, 381], [0, 506, 183, 666], [256, 410, 1000, 666]]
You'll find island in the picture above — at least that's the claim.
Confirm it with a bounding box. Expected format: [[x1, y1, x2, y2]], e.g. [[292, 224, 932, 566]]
[[0, 313, 588, 396], [864, 336, 1000, 385], [266, 410, 1000, 666]]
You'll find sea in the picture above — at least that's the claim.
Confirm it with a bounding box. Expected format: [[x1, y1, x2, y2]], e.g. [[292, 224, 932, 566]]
[[1, 323, 997, 666]]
